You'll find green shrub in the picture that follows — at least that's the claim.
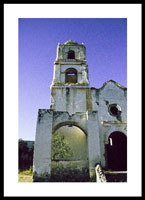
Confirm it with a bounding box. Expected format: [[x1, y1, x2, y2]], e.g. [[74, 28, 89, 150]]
[[51, 134, 73, 161]]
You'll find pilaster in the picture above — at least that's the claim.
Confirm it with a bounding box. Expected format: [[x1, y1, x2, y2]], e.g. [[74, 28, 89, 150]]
[[33, 109, 53, 181], [87, 111, 101, 180]]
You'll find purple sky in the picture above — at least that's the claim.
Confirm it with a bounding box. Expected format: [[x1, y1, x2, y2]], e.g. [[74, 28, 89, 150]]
[[19, 18, 127, 141]]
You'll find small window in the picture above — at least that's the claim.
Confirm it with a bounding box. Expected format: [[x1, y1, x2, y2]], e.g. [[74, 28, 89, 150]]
[[65, 68, 77, 83], [108, 104, 121, 117], [67, 50, 75, 59]]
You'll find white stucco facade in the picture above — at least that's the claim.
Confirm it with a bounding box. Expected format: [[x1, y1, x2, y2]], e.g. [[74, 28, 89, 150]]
[[33, 40, 127, 182]]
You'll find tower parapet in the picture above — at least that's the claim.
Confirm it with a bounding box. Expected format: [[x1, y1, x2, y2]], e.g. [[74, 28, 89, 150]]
[[51, 40, 89, 87], [55, 40, 86, 62]]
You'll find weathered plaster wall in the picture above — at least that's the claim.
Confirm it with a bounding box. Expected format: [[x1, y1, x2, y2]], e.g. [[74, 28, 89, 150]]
[[52, 111, 88, 134], [51, 87, 90, 115], [87, 111, 101, 179], [90, 81, 127, 168], [33, 109, 53, 180], [97, 81, 127, 122], [51, 160, 89, 182]]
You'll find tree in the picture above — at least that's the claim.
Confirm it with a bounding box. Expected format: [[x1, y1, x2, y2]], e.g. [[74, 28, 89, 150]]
[[18, 139, 34, 170], [51, 134, 73, 161]]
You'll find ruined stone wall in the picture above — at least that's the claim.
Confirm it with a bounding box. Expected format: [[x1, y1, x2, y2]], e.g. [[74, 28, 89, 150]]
[[90, 81, 127, 168], [51, 160, 89, 182]]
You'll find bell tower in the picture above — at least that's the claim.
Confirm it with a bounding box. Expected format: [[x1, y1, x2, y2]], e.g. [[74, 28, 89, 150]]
[[50, 40, 92, 115], [33, 40, 109, 182]]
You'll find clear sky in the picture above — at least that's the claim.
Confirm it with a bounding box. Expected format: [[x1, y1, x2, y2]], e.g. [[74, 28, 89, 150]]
[[19, 18, 127, 141]]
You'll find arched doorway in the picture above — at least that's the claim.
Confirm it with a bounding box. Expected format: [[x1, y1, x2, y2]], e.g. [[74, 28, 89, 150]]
[[106, 131, 127, 171], [51, 124, 89, 181]]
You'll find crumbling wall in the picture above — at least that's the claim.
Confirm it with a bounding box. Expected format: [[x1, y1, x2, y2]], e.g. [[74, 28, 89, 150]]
[[51, 160, 89, 182]]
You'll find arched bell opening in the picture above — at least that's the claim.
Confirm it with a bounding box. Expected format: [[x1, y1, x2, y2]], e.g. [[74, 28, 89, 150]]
[[67, 50, 75, 59], [65, 68, 77, 84]]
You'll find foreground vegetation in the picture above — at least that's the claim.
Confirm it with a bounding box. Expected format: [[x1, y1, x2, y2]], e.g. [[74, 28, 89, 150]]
[[18, 167, 33, 182], [18, 174, 33, 182]]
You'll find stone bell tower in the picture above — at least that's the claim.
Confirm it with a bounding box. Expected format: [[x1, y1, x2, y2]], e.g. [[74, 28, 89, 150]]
[[50, 40, 92, 115]]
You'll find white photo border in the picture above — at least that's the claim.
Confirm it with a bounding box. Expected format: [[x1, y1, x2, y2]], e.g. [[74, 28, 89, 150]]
[[4, 3, 142, 197]]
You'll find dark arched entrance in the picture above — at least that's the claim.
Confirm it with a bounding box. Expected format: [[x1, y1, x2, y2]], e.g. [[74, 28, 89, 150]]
[[106, 131, 127, 171]]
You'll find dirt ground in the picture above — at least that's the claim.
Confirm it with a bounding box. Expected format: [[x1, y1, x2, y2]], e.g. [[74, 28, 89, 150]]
[[18, 174, 33, 182]]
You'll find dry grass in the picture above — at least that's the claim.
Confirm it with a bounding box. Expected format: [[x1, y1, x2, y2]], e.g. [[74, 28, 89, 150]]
[[18, 174, 33, 182], [18, 169, 33, 182]]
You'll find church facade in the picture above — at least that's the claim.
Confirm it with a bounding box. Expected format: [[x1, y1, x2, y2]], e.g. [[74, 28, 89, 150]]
[[33, 40, 127, 182]]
